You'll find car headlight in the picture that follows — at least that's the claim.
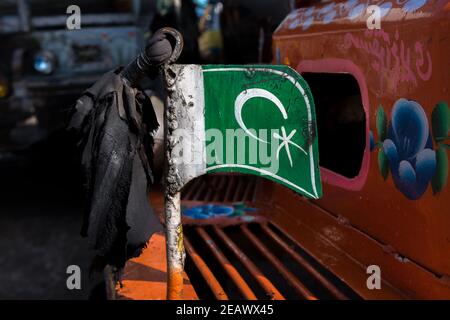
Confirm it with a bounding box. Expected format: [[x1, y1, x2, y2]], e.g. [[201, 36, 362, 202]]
[[33, 51, 57, 75]]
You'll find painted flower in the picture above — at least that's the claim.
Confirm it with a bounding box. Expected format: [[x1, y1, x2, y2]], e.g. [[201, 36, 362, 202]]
[[382, 99, 436, 199]]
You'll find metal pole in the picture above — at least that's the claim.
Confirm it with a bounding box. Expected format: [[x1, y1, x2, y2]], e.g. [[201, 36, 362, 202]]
[[164, 184, 184, 299], [156, 27, 185, 300], [163, 64, 185, 300]]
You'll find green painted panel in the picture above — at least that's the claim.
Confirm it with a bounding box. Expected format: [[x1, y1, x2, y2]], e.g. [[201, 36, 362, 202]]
[[202, 65, 322, 199]]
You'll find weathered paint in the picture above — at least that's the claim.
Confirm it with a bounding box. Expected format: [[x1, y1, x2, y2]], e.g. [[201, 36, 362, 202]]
[[203, 65, 321, 199], [116, 231, 198, 300], [273, 0, 450, 298], [165, 64, 322, 199], [164, 62, 187, 300]]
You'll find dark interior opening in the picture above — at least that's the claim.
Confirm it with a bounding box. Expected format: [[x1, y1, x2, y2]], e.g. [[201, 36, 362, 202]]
[[302, 72, 366, 179]]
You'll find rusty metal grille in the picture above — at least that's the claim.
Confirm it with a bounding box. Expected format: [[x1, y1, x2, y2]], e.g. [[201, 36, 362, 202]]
[[181, 174, 257, 202], [181, 174, 360, 300], [184, 222, 360, 300]]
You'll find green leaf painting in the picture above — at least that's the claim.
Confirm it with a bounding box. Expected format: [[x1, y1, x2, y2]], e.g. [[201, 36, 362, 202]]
[[431, 101, 449, 142], [376, 105, 388, 142], [431, 145, 449, 194], [378, 148, 389, 181]]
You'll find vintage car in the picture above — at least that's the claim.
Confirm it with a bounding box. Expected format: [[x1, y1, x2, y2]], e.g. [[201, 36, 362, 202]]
[[0, 0, 152, 152], [113, 0, 449, 300]]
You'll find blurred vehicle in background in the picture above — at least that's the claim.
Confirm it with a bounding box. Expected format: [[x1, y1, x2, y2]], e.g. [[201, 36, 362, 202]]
[[0, 0, 153, 154], [198, 1, 223, 63], [0, 0, 293, 160]]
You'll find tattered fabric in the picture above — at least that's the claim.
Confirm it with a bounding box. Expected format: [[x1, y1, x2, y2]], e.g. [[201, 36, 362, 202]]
[[68, 69, 161, 270]]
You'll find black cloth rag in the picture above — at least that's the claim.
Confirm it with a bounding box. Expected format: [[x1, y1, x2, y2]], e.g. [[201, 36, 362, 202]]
[[67, 69, 162, 270]]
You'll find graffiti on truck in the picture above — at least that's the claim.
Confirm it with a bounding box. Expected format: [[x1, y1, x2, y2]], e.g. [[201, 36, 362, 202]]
[[340, 29, 432, 91]]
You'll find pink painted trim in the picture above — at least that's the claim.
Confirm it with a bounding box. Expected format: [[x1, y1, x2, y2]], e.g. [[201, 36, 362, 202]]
[[297, 58, 370, 191]]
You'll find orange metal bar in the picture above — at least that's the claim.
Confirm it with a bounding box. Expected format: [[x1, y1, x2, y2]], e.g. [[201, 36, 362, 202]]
[[184, 237, 228, 300], [261, 224, 348, 300], [241, 225, 317, 300], [195, 227, 257, 300], [213, 226, 285, 300]]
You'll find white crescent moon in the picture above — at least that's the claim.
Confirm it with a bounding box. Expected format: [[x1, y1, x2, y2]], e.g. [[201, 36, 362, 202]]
[[234, 88, 288, 144]]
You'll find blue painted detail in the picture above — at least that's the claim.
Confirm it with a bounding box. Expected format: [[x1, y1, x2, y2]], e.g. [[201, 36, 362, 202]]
[[348, 3, 366, 20], [382, 99, 436, 200], [182, 203, 257, 219], [402, 0, 427, 12], [379, 2, 393, 17]]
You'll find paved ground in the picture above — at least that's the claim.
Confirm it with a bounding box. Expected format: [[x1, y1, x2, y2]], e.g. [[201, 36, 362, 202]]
[[0, 132, 96, 299]]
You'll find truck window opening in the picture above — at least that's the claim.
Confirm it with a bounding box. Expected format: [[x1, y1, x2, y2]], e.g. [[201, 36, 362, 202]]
[[302, 72, 366, 179]]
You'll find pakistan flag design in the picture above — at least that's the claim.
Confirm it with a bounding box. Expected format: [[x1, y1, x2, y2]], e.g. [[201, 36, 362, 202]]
[[167, 64, 322, 199]]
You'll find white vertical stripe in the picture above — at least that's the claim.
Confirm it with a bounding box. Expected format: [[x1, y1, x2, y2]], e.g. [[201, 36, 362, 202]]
[[170, 65, 206, 186]]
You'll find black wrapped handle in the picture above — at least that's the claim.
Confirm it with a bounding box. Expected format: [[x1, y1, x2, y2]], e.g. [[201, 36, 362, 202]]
[[120, 27, 184, 87]]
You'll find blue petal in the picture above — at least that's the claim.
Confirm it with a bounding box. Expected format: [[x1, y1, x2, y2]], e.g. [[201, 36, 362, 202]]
[[391, 99, 429, 159], [398, 160, 416, 185], [383, 139, 400, 171], [396, 159, 430, 199], [415, 148, 436, 183]]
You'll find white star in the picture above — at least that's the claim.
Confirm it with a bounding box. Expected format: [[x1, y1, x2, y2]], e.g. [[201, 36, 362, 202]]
[[273, 126, 307, 167]]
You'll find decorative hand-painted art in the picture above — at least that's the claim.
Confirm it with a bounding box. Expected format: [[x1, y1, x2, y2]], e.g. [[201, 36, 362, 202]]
[[182, 203, 257, 219], [167, 65, 322, 199], [282, 0, 430, 31], [340, 29, 432, 91], [373, 99, 449, 199], [203, 65, 322, 199]]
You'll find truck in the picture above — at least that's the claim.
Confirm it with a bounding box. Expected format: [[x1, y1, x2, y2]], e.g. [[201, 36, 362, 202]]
[[115, 0, 450, 300]]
